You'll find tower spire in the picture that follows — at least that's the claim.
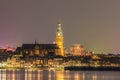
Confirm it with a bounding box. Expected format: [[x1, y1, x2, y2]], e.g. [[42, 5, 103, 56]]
[[56, 23, 63, 36], [35, 40, 37, 44], [55, 22, 64, 56]]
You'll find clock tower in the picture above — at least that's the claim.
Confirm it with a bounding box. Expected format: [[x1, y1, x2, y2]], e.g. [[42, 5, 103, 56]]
[[55, 23, 64, 56]]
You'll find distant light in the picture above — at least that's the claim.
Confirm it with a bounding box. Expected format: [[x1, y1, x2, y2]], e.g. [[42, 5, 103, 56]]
[[53, 41, 56, 44], [58, 23, 62, 26], [6, 47, 15, 52], [92, 51, 95, 54]]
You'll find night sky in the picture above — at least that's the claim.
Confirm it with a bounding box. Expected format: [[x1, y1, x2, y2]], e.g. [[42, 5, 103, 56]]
[[0, 0, 120, 53]]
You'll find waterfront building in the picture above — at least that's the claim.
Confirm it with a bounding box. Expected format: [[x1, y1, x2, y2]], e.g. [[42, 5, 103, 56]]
[[70, 44, 84, 56], [15, 23, 64, 57], [55, 23, 64, 56], [0, 47, 14, 53], [7, 55, 24, 68], [0, 48, 6, 53], [16, 43, 59, 56]]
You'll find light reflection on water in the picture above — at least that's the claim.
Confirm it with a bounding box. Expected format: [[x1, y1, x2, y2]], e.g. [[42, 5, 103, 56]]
[[0, 69, 120, 80]]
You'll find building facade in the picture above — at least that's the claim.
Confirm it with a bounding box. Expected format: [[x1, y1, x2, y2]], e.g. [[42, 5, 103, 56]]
[[70, 44, 84, 56], [16, 43, 59, 56]]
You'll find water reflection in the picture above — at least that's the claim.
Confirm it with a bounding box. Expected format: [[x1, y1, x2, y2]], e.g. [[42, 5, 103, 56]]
[[0, 69, 120, 80]]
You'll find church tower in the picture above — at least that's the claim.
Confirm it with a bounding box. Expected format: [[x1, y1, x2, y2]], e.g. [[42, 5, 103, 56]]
[[55, 23, 64, 56]]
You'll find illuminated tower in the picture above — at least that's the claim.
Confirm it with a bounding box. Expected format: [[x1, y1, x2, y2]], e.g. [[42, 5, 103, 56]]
[[55, 23, 64, 56]]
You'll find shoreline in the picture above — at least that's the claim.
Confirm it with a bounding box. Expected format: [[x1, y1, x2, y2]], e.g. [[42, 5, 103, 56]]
[[0, 66, 120, 71], [64, 66, 120, 71]]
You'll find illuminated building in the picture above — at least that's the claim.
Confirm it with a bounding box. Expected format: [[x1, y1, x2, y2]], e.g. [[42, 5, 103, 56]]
[[15, 42, 60, 66], [16, 42, 59, 56], [70, 44, 84, 56], [15, 23, 64, 56], [55, 23, 64, 56], [7, 55, 24, 67], [0, 47, 15, 53], [0, 48, 6, 53]]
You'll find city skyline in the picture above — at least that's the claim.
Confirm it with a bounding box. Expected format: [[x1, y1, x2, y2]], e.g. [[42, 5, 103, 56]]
[[1, 0, 120, 53]]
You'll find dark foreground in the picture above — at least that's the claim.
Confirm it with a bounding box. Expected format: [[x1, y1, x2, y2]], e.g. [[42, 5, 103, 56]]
[[64, 66, 120, 71]]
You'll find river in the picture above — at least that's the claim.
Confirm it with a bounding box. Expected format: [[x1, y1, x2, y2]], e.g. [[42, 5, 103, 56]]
[[0, 69, 120, 80]]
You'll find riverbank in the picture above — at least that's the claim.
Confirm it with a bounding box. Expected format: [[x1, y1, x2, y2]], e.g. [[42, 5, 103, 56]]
[[0, 66, 64, 70], [0, 66, 120, 71], [64, 66, 120, 71]]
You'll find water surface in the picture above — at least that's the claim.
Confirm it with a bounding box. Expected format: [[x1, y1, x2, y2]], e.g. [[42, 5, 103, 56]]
[[0, 69, 120, 80]]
